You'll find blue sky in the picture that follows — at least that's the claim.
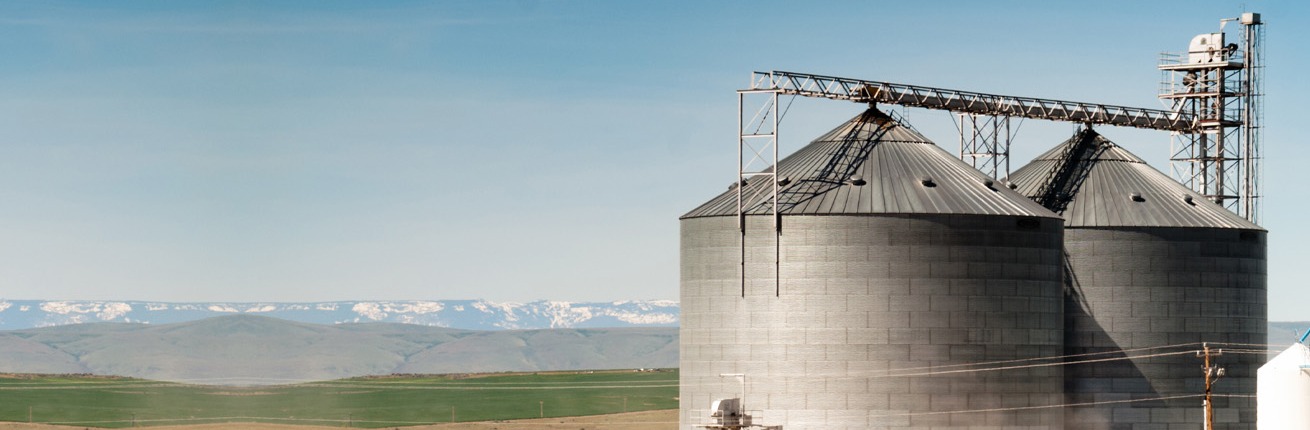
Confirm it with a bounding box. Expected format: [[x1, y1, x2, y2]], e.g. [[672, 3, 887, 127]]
[[0, 1, 1306, 320]]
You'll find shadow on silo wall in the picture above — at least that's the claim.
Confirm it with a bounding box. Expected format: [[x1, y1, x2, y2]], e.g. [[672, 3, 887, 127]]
[[1063, 250, 1149, 430], [1061, 228, 1265, 430]]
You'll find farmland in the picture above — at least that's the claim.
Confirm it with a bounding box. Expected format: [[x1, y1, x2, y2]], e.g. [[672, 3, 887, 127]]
[[0, 370, 678, 428]]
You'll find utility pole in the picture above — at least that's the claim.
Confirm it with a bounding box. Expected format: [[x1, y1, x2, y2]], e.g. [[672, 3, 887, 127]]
[[1199, 342, 1225, 430]]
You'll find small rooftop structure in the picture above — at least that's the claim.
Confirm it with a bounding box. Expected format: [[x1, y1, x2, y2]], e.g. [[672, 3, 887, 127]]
[[697, 398, 781, 430]]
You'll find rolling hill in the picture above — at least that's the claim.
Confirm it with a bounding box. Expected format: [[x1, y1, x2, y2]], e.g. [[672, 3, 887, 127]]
[[0, 314, 677, 385]]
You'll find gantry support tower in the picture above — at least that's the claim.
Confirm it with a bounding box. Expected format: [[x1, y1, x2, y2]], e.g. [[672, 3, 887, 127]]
[[1160, 12, 1264, 223], [958, 113, 1013, 180]]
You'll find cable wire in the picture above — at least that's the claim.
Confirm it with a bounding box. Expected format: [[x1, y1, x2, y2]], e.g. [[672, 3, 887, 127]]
[[871, 350, 1199, 379], [777, 94, 798, 123], [680, 348, 1205, 387], [865, 394, 1202, 419], [878, 342, 1202, 373]]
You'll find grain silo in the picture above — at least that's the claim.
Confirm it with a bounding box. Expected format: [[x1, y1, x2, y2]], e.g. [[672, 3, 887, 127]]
[[1004, 129, 1266, 430], [680, 108, 1066, 430]]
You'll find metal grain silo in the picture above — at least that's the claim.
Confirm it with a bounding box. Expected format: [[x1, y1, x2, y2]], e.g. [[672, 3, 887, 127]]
[[1005, 129, 1266, 430], [680, 108, 1066, 430]]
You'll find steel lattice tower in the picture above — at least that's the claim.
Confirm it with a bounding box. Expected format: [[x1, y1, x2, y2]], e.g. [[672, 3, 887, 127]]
[[1160, 13, 1264, 223]]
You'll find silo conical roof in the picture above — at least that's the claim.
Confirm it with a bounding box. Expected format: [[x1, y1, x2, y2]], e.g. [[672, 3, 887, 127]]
[[682, 108, 1058, 219], [1004, 129, 1262, 229]]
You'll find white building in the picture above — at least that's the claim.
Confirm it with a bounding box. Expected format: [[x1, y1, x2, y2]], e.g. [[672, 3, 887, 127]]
[[1258, 343, 1310, 429]]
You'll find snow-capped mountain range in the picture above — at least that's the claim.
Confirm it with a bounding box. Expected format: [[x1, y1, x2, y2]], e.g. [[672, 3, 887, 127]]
[[0, 299, 679, 330]]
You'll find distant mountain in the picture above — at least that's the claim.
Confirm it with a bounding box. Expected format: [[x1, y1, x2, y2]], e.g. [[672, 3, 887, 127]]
[[0, 299, 679, 330], [0, 314, 678, 385], [1268, 321, 1310, 348]]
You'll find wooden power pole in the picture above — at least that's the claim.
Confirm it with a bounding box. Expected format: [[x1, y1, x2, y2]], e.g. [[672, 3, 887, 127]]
[[1199, 343, 1225, 430]]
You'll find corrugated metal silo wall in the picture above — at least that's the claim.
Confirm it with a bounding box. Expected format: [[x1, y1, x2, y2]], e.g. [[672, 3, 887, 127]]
[[681, 214, 1066, 430], [1063, 227, 1266, 430]]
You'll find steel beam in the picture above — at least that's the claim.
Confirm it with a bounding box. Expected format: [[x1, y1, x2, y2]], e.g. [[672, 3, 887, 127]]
[[749, 71, 1197, 132]]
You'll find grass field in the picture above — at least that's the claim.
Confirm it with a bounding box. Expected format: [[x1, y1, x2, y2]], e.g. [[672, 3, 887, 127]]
[[0, 370, 678, 428]]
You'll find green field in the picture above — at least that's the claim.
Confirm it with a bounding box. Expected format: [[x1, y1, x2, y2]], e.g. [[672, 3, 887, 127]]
[[0, 370, 678, 428]]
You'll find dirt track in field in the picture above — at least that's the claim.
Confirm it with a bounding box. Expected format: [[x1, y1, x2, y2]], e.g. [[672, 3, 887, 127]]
[[0, 409, 677, 430]]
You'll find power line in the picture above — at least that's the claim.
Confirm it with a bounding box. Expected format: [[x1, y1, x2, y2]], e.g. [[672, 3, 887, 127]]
[[870, 350, 1198, 379], [683, 339, 1268, 385], [680, 348, 1205, 387], [1211, 349, 1273, 355], [1207, 341, 1290, 348], [873, 342, 1203, 373], [865, 394, 1204, 419]]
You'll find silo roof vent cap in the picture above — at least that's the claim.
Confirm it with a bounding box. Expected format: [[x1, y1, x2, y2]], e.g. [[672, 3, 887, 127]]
[[777, 176, 791, 186], [1130, 192, 1145, 202], [920, 177, 937, 188], [1182, 194, 1196, 206], [848, 176, 866, 186]]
